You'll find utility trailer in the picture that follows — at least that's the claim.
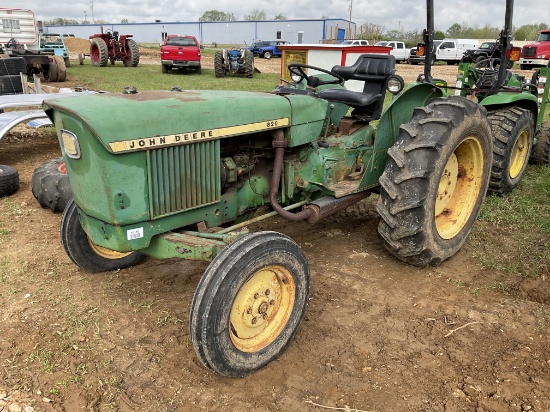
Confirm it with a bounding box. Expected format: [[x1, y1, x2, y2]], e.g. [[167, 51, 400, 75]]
[[0, 8, 66, 84]]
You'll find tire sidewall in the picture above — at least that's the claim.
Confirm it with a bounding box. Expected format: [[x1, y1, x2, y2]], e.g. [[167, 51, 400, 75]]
[[194, 232, 310, 377], [61, 199, 145, 273]]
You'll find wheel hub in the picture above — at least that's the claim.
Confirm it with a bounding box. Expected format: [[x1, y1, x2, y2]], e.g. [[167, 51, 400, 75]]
[[230, 265, 295, 352], [509, 130, 529, 179]]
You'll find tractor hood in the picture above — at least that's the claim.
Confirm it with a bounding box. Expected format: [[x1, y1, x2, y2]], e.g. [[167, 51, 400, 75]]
[[43, 90, 293, 154]]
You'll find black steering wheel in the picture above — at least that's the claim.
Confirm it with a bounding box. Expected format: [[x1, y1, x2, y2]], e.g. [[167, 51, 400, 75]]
[[288, 63, 345, 87], [474, 57, 501, 76]]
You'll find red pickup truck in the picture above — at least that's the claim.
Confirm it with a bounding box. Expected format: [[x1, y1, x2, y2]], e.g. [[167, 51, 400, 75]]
[[160, 35, 201, 74]]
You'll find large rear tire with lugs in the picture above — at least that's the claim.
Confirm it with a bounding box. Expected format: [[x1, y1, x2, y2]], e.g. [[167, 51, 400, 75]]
[[244, 50, 254, 78], [377, 96, 493, 267], [214, 51, 225, 77], [123, 39, 140, 67], [31, 158, 72, 213], [531, 122, 550, 165], [54, 55, 67, 82], [90, 38, 108, 67], [486, 107, 533, 195]]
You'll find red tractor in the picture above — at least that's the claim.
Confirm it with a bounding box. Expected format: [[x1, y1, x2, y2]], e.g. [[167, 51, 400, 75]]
[[88, 30, 139, 67]]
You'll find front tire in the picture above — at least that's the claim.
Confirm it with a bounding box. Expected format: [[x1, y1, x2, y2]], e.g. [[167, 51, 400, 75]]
[[377, 96, 493, 267], [190, 231, 310, 377], [214, 51, 225, 77], [60, 199, 145, 273], [531, 122, 550, 165], [487, 107, 533, 195]]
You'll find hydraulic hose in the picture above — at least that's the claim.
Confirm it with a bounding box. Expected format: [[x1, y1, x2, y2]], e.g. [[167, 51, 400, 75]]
[[270, 130, 313, 221]]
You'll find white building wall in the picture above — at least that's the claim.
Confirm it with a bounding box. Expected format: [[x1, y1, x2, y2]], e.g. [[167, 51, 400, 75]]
[[45, 19, 354, 46]]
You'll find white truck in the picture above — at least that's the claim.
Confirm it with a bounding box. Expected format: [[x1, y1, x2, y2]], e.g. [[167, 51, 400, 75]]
[[435, 38, 479, 64], [375, 41, 410, 62]]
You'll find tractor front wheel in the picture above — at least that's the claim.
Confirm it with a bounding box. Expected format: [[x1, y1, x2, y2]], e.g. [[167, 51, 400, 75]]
[[123, 39, 140, 67], [60, 199, 145, 273], [531, 122, 550, 165], [377, 96, 492, 267], [487, 107, 533, 195], [214, 51, 225, 77], [190, 231, 310, 377], [90, 38, 108, 67]]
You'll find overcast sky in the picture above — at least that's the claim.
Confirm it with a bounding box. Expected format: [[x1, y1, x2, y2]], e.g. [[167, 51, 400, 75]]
[[11, 0, 550, 33]]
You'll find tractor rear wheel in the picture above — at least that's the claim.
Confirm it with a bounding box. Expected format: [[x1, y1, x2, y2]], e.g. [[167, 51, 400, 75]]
[[214, 51, 225, 77], [44, 59, 58, 82], [31, 158, 72, 213], [487, 107, 533, 195], [123, 39, 140, 67], [377, 96, 492, 267], [54, 56, 67, 82], [531, 122, 550, 165], [90, 38, 108, 67], [190, 231, 310, 377], [0, 165, 19, 196], [244, 50, 254, 78], [60, 199, 145, 273]]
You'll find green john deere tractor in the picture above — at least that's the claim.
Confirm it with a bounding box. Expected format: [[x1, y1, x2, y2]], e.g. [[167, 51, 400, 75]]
[[451, 0, 549, 188], [41, 0, 544, 377]]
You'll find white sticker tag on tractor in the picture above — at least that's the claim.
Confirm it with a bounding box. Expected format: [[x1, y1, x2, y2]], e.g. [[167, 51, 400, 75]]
[[455, 80, 462, 96], [127, 227, 144, 240]]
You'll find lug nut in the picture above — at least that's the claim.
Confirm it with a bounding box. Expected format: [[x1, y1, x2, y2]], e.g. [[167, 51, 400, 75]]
[[251, 317, 257, 324], [254, 293, 259, 299], [270, 299, 275, 306], [246, 307, 252, 314], [265, 289, 270, 296]]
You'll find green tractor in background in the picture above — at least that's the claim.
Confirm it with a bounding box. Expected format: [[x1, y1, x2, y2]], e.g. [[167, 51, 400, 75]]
[[451, 0, 549, 184], [42, 0, 546, 378]]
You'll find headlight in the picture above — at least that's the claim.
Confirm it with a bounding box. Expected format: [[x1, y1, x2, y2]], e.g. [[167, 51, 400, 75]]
[[291, 73, 303, 83], [61, 129, 81, 159], [386, 75, 405, 94]]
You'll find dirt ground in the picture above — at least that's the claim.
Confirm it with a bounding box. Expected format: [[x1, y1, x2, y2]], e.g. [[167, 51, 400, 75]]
[[0, 57, 549, 412]]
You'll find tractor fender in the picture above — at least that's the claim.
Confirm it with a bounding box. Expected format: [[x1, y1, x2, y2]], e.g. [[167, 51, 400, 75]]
[[359, 82, 444, 188], [479, 92, 539, 127]]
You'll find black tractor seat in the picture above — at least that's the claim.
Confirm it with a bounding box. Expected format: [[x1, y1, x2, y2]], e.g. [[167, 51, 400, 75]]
[[318, 54, 396, 122]]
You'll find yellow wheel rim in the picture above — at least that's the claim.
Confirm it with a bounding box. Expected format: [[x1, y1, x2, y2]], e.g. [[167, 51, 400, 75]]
[[230, 265, 295, 353], [88, 238, 133, 259], [509, 129, 529, 179], [435, 136, 484, 240]]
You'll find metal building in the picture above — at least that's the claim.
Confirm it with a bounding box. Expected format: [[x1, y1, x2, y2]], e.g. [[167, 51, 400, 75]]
[[45, 18, 355, 46]]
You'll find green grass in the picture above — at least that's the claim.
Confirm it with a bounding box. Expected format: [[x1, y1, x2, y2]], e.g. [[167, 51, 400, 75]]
[[66, 57, 279, 93]]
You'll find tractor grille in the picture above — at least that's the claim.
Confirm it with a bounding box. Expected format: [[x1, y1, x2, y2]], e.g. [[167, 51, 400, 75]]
[[148, 141, 221, 219], [523, 47, 536, 57]]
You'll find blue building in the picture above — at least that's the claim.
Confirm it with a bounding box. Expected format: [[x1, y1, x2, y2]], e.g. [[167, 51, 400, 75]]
[[46, 18, 355, 46]]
